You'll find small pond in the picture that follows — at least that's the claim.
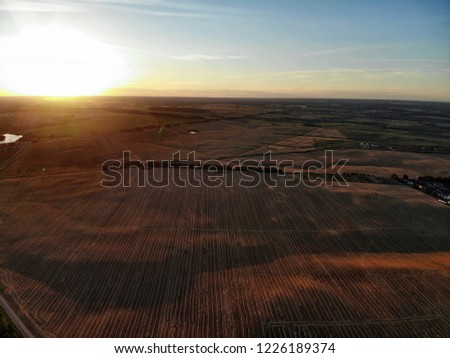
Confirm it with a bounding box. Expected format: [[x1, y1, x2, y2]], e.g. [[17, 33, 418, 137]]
[[0, 134, 23, 144]]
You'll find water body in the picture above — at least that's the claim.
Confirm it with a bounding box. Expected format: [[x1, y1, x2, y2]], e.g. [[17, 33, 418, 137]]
[[0, 134, 23, 144]]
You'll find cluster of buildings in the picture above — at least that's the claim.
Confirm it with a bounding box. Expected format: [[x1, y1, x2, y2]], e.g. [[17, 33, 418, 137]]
[[359, 142, 378, 148], [398, 176, 450, 204], [422, 181, 450, 202]]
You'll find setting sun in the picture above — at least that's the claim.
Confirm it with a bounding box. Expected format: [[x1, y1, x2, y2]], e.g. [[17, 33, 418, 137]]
[[0, 25, 128, 96]]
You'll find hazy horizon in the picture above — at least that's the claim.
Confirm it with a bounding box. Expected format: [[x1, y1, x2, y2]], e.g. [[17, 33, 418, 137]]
[[1, 93, 449, 104]]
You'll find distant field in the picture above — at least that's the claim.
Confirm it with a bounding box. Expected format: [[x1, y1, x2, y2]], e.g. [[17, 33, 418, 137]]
[[0, 97, 449, 337], [1, 97, 449, 178]]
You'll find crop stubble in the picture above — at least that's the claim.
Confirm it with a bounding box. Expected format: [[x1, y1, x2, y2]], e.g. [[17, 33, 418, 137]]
[[0, 169, 449, 337]]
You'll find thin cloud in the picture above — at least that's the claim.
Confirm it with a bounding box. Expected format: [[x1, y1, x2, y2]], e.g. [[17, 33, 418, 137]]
[[360, 58, 450, 63], [182, 54, 246, 62], [107, 44, 245, 63], [0, 0, 240, 18], [104, 44, 196, 61], [220, 68, 450, 82], [96, 0, 240, 15], [286, 68, 450, 79], [0, 1, 85, 12], [299, 44, 413, 57]]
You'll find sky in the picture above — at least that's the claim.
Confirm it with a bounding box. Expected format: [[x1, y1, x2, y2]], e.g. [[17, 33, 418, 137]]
[[0, 0, 449, 100]]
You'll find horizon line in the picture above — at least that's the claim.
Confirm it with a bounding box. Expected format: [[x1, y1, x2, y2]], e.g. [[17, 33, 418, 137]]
[[0, 94, 449, 104]]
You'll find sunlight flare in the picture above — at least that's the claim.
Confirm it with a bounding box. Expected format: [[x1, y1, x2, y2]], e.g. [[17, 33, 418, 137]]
[[0, 24, 128, 96]]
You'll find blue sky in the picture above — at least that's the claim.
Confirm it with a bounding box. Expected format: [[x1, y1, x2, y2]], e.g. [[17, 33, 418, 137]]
[[0, 0, 449, 100]]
